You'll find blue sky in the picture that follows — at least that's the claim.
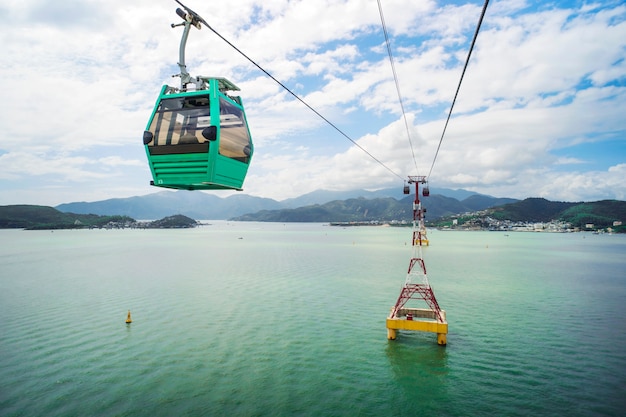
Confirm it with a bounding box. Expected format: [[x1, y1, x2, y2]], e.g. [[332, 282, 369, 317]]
[[0, 0, 624, 206]]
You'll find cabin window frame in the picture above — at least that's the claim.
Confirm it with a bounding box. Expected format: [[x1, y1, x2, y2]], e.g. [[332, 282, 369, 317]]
[[148, 96, 212, 149], [218, 96, 252, 163]]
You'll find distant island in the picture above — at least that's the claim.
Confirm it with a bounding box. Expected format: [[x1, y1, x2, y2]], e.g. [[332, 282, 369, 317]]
[[0, 206, 198, 230]]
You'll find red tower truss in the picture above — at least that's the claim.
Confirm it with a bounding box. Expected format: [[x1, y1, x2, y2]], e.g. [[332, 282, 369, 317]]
[[387, 176, 447, 344]]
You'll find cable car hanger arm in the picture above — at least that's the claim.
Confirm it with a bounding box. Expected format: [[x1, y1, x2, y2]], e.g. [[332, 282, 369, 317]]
[[175, 0, 208, 27], [170, 1, 205, 90]]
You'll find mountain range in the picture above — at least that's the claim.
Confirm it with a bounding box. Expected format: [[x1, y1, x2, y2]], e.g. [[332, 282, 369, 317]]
[[54, 187, 516, 221], [2, 188, 624, 230]]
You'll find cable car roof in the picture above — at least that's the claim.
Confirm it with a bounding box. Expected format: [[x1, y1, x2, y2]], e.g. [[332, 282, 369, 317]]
[[197, 76, 240, 93]]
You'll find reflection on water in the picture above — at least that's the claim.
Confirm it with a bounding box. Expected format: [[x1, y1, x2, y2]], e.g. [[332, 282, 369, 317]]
[[386, 334, 449, 413]]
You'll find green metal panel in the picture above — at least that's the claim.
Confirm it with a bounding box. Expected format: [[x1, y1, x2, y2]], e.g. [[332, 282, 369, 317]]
[[212, 154, 250, 189]]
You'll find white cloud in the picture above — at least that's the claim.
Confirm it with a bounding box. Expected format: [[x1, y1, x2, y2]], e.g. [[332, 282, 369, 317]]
[[0, 151, 103, 180], [0, 0, 624, 206]]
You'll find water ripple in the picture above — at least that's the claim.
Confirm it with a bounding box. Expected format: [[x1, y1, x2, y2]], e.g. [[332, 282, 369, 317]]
[[1, 227, 625, 416]]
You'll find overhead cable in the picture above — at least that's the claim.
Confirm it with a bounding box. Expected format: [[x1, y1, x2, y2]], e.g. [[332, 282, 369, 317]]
[[427, 0, 490, 179], [177, 0, 404, 181], [377, 0, 420, 174]]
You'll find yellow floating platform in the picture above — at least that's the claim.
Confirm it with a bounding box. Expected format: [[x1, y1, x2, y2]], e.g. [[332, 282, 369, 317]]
[[386, 308, 447, 345]]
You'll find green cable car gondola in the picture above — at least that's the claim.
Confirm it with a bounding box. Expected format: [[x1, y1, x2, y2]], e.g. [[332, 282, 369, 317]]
[[143, 2, 253, 191]]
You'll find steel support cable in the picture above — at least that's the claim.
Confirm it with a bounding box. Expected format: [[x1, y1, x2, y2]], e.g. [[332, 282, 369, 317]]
[[377, 0, 419, 174], [427, 0, 490, 179], [176, 1, 404, 181]]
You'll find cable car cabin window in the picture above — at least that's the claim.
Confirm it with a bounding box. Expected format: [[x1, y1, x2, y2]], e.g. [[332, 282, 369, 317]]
[[147, 96, 211, 154], [219, 97, 251, 163]]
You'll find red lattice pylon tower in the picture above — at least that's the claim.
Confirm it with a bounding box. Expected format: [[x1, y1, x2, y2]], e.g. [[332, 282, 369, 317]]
[[387, 176, 447, 345]]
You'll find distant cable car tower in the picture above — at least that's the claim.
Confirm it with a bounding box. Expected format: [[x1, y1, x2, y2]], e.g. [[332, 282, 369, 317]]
[[404, 178, 430, 245], [386, 176, 447, 345]]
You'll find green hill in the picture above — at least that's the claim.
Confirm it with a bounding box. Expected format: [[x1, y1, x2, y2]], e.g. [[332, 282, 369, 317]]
[[233, 197, 414, 222], [230, 194, 515, 223], [490, 198, 578, 222], [489, 198, 625, 228], [0, 206, 198, 230], [559, 200, 626, 228], [433, 198, 626, 232], [0, 205, 135, 230], [148, 215, 198, 228]]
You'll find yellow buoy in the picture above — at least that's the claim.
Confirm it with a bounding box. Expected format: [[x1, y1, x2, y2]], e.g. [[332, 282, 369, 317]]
[[125, 310, 132, 324]]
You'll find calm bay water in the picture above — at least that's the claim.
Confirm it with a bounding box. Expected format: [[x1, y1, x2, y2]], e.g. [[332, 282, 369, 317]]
[[1, 223, 625, 416]]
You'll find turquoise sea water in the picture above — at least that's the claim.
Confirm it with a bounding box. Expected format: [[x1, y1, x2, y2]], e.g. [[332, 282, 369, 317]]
[[1, 223, 625, 416]]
